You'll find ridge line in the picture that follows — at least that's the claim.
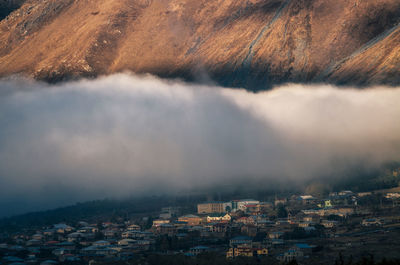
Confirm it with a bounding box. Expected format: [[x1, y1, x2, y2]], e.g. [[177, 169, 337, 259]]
[[316, 22, 400, 80]]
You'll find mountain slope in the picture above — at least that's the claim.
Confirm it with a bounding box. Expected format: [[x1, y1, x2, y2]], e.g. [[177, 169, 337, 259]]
[[324, 23, 400, 85], [0, 0, 399, 89]]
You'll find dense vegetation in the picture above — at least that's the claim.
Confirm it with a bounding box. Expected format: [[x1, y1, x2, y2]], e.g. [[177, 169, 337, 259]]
[[90, 253, 400, 265], [334, 254, 400, 265], [1, 162, 398, 231], [330, 162, 400, 192], [0, 195, 203, 231]]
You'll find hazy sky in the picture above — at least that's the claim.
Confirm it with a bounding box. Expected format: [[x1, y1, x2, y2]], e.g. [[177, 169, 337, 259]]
[[0, 73, 399, 217]]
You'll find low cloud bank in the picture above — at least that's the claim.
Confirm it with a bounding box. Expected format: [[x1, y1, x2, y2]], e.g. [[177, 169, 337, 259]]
[[0, 73, 399, 216]]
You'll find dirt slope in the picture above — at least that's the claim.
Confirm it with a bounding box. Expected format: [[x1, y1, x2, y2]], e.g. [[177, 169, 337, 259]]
[[0, 0, 399, 89]]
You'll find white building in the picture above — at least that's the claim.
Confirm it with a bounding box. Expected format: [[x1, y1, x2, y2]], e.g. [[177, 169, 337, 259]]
[[237, 199, 260, 212], [206, 214, 231, 223]]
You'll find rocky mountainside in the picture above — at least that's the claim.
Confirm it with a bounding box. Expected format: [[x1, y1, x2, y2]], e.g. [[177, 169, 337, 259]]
[[0, 0, 399, 89], [0, 0, 26, 19]]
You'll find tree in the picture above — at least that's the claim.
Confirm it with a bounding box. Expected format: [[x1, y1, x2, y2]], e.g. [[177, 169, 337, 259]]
[[145, 216, 154, 230], [276, 204, 288, 218]]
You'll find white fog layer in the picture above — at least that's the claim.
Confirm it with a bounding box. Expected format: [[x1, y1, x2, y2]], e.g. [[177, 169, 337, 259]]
[[0, 73, 399, 216]]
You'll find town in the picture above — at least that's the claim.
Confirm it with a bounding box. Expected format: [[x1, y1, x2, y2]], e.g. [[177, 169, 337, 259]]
[[1, 188, 400, 265]]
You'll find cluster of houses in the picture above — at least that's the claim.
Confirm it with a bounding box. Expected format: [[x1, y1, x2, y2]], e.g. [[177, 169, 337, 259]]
[[149, 192, 400, 262], [0, 221, 156, 264], [1, 191, 400, 264]]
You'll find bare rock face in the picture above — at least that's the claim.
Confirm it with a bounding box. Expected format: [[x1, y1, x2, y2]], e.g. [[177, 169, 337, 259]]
[[0, 0, 399, 89]]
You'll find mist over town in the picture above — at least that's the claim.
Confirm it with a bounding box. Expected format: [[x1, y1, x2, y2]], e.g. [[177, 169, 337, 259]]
[[0, 74, 399, 217], [1, 0, 400, 264]]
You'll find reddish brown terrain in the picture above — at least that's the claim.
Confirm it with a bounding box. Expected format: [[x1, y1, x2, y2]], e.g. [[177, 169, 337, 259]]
[[0, 0, 399, 89]]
